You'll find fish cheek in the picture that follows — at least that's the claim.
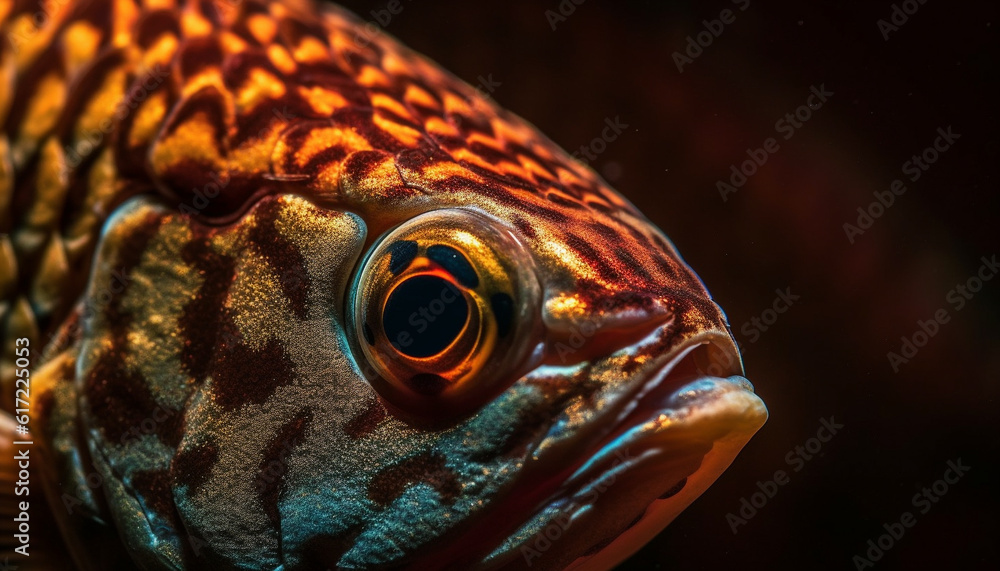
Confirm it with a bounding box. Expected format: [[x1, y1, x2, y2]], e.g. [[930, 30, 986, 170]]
[[169, 196, 373, 566], [77, 195, 375, 569]]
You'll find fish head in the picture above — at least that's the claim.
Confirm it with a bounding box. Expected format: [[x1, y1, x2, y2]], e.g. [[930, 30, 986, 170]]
[[63, 5, 767, 571], [78, 173, 764, 571]]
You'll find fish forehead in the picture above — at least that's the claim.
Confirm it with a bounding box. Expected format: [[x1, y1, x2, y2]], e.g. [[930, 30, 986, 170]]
[[132, 1, 718, 322]]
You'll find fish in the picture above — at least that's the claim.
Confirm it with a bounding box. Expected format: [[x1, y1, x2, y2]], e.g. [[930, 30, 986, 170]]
[[0, 0, 767, 569]]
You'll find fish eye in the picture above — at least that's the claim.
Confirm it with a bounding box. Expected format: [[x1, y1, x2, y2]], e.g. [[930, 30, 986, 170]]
[[350, 209, 541, 417]]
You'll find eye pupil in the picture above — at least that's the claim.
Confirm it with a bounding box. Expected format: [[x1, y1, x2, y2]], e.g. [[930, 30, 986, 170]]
[[383, 275, 468, 358]]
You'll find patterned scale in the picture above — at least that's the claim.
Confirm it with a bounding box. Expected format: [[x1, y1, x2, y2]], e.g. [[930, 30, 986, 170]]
[[1, 0, 717, 408]]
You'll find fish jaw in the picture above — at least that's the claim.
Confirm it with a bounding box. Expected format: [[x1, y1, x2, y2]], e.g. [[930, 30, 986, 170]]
[[562, 376, 767, 571], [474, 338, 767, 571]]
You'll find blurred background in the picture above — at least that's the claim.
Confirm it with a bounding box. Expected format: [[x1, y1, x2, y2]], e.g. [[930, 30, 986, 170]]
[[333, 0, 998, 569]]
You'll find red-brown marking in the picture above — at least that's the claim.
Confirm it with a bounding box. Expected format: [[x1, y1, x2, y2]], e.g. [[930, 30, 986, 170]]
[[368, 452, 461, 506]]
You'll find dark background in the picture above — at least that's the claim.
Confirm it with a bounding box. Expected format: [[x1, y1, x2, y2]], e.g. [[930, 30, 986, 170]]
[[333, 1, 998, 569]]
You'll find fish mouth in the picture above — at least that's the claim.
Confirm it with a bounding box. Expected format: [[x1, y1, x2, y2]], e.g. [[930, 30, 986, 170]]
[[475, 335, 768, 570]]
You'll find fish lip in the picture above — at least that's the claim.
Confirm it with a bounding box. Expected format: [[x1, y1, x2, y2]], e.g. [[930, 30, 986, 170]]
[[556, 372, 766, 571], [562, 370, 761, 490], [476, 335, 767, 569]]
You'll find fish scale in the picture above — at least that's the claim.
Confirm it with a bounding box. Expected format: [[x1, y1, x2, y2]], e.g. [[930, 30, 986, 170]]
[[0, 1, 766, 570]]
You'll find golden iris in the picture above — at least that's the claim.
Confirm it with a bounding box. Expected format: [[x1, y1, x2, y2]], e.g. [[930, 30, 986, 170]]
[[349, 209, 541, 417]]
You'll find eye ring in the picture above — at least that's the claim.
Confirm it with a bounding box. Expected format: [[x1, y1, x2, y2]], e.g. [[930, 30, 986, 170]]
[[348, 208, 541, 417]]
